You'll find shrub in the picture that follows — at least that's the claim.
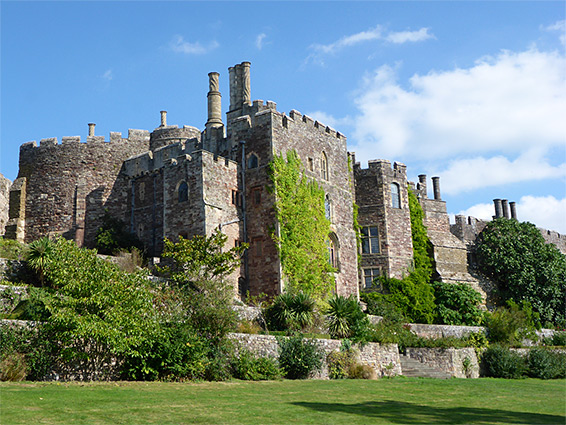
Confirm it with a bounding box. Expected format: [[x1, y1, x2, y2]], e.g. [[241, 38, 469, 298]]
[[264, 292, 315, 332], [348, 364, 377, 380], [277, 335, 323, 379], [325, 295, 370, 341], [360, 292, 405, 323], [543, 331, 566, 347], [0, 352, 27, 381], [232, 350, 281, 381], [0, 238, 26, 260], [326, 349, 357, 379], [378, 275, 437, 324], [95, 212, 145, 255], [432, 281, 484, 326], [481, 345, 526, 379], [486, 301, 538, 346], [527, 348, 566, 380]]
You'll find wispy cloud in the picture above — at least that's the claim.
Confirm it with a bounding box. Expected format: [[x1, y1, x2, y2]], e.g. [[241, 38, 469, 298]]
[[170, 35, 219, 55], [306, 25, 433, 65], [543, 20, 566, 45], [102, 69, 113, 81], [385, 27, 434, 44], [256, 33, 267, 50]]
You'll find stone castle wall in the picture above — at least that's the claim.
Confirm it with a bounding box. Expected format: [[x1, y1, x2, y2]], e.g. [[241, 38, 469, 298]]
[[11, 130, 150, 246]]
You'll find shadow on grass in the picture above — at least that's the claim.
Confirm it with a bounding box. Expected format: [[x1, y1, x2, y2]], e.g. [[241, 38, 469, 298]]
[[291, 400, 564, 424]]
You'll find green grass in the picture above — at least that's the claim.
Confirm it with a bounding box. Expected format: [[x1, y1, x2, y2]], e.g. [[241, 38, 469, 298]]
[[1, 378, 564, 424]]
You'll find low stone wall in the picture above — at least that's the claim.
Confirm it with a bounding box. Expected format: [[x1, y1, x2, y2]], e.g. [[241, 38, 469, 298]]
[[0, 285, 27, 315], [405, 347, 480, 378], [408, 323, 486, 339], [228, 333, 402, 379]]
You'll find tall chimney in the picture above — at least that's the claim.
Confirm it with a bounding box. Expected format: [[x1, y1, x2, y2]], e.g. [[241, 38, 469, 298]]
[[160, 111, 167, 127], [206, 72, 223, 130], [418, 174, 427, 198], [493, 199, 503, 218], [241, 61, 251, 106], [502, 199, 510, 219], [510, 201, 517, 220], [432, 176, 441, 201], [88, 123, 95, 136]]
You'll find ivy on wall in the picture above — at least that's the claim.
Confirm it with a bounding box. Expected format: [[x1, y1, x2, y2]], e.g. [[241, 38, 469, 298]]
[[268, 150, 334, 299]]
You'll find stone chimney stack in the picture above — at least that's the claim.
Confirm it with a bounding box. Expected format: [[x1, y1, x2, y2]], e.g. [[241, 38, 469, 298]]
[[432, 176, 441, 201], [418, 174, 427, 198], [160, 111, 167, 127], [88, 123, 96, 136], [510, 201, 517, 220], [206, 72, 223, 131], [229, 61, 251, 111], [502, 199, 510, 218], [493, 199, 503, 218]]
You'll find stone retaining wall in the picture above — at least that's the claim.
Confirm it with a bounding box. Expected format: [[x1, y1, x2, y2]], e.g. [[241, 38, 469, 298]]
[[405, 347, 480, 378], [408, 323, 486, 339], [228, 333, 402, 379]]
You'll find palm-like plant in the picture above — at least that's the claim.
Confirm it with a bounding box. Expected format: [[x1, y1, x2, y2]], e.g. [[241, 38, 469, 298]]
[[265, 292, 315, 332], [325, 295, 368, 340], [26, 237, 53, 287]]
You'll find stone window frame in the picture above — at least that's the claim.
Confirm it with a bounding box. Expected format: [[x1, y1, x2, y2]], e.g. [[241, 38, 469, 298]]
[[231, 189, 242, 207], [247, 152, 259, 169], [327, 232, 340, 270], [362, 267, 381, 289], [307, 157, 314, 172], [177, 181, 189, 203], [251, 186, 262, 206], [321, 151, 329, 181], [325, 194, 332, 221], [361, 225, 380, 254], [391, 182, 401, 209]]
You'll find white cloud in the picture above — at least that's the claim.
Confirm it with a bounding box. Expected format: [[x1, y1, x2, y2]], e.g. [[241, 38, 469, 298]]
[[306, 25, 432, 65], [102, 69, 113, 81], [310, 26, 383, 55], [385, 28, 434, 44], [457, 196, 566, 234], [305, 110, 353, 130], [433, 150, 566, 195], [544, 20, 566, 45], [170, 35, 219, 55], [351, 48, 566, 162], [256, 33, 267, 50]]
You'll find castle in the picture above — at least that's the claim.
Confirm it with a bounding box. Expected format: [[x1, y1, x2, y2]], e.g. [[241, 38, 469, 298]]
[[3, 62, 565, 300]]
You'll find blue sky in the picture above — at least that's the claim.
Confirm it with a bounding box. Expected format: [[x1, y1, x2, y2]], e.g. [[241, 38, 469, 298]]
[[1, 1, 565, 232]]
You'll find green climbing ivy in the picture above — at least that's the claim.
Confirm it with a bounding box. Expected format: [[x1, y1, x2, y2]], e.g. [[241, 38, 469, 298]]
[[268, 150, 334, 299]]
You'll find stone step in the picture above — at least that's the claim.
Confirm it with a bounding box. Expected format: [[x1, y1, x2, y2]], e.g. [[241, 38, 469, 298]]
[[399, 354, 452, 379]]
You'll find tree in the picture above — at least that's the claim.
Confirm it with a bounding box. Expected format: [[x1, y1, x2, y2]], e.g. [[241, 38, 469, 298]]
[[476, 218, 566, 327], [269, 150, 335, 299]]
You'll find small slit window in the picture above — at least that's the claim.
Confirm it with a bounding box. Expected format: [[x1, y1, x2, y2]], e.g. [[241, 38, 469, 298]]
[[325, 195, 331, 221], [391, 183, 401, 209], [248, 153, 259, 169], [327, 233, 339, 269], [321, 152, 328, 180], [178, 181, 188, 203]]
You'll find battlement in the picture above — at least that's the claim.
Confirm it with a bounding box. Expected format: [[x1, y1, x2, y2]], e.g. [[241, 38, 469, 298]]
[[20, 128, 150, 153], [276, 108, 345, 140]]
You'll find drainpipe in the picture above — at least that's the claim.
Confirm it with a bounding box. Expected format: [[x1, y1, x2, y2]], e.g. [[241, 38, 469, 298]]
[[240, 140, 249, 296]]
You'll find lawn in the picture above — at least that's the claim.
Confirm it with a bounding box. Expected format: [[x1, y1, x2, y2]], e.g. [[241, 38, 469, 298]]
[[1, 378, 564, 424]]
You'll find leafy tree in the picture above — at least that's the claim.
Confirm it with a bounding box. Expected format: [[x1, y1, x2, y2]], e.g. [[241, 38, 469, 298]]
[[476, 218, 566, 327], [433, 281, 484, 326], [95, 211, 145, 255], [35, 238, 158, 378], [269, 150, 335, 299]]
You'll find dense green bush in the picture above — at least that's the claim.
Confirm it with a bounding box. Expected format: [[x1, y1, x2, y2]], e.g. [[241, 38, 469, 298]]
[[231, 350, 281, 381], [264, 292, 315, 332], [95, 212, 145, 255], [543, 331, 566, 347], [277, 335, 323, 379], [433, 281, 484, 326], [481, 345, 526, 379], [527, 348, 566, 380], [485, 301, 538, 346], [378, 275, 437, 324], [476, 218, 566, 327], [325, 295, 370, 341], [0, 238, 26, 260], [360, 292, 405, 323]]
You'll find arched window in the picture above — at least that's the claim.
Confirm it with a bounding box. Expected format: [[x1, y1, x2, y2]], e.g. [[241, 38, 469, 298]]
[[178, 181, 188, 203], [391, 183, 401, 209], [325, 195, 331, 221], [248, 153, 259, 169], [321, 152, 328, 180], [327, 233, 339, 270]]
